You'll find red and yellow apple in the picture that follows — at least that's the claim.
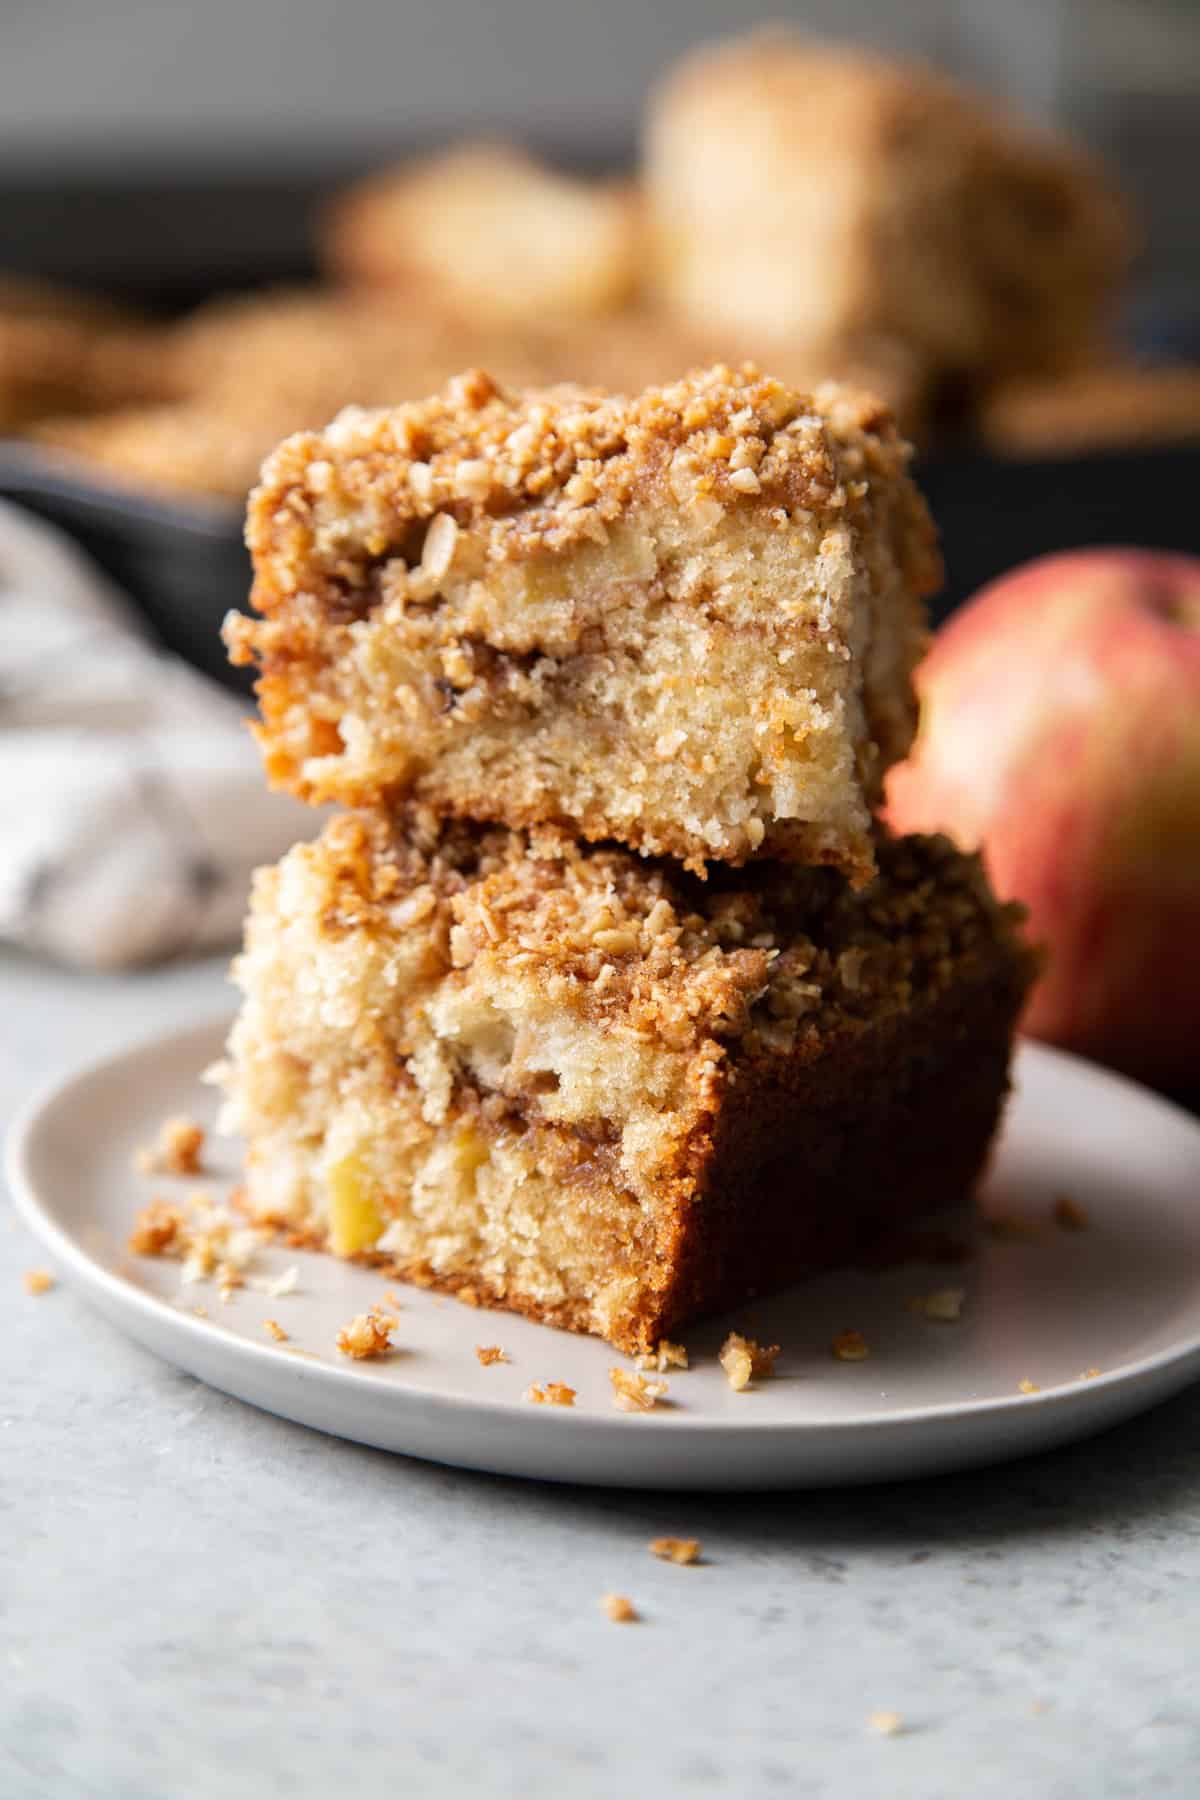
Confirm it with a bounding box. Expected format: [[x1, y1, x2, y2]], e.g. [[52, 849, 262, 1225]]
[[886, 548, 1200, 1086]]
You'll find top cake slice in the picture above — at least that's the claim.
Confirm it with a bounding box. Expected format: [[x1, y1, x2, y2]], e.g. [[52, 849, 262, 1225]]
[[228, 365, 938, 881]]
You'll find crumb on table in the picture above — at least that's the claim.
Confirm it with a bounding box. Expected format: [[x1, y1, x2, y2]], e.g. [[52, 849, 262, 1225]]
[[476, 1345, 508, 1366], [868, 1710, 904, 1737], [636, 1339, 689, 1372], [719, 1332, 780, 1390], [22, 1268, 55, 1296], [263, 1318, 288, 1342], [1079, 1366, 1101, 1381], [524, 1381, 576, 1406], [832, 1329, 870, 1362], [649, 1536, 702, 1565], [601, 1593, 638, 1623], [336, 1308, 397, 1360], [908, 1287, 965, 1322], [1017, 1378, 1040, 1395], [610, 1367, 668, 1412], [134, 1114, 206, 1176]]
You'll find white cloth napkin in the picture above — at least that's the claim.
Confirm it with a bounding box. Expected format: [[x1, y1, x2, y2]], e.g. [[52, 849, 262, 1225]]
[[0, 499, 312, 968]]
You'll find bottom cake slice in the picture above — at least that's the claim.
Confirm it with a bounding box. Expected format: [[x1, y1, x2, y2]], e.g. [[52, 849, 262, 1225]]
[[216, 813, 1034, 1354]]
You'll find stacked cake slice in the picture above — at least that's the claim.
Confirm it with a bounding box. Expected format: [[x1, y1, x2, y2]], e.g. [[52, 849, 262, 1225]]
[[219, 365, 1033, 1353]]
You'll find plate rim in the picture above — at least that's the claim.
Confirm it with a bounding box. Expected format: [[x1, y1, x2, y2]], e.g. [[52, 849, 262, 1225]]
[[8, 1013, 1200, 1470]]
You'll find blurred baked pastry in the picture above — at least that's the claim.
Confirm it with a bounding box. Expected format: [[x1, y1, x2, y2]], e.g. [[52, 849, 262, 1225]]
[[31, 404, 293, 503], [644, 31, 1132, 384], [0, 275, 165, 432], [979, 363, 1200, 457], [227, 365, 938, 882], [322, 142, 641, 326]]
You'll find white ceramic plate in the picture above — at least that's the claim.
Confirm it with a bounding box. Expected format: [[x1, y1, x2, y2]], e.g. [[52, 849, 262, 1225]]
[[9, 1018, 1200, 1490]]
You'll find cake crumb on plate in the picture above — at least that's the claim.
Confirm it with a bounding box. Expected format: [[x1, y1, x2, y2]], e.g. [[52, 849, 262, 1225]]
[[22, 1268, 54, 1296], [263, 1318, 288, 1342], [1018, 1378, 1040, 1395], [832, 1329, 870, 1362], [134, 1114, 205, 1176], [336, 1309, 397, 1360], [524, 1381, 576, 1406], [719, 1332, 780, 1390], [610, 1368, 668, 1412], [476, 1345, 508, 1366], [601, 1593, 638, 1623]]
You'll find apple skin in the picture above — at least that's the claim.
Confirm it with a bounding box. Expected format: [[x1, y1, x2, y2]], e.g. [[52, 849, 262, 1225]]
[[886, 548, 1200, 1087]]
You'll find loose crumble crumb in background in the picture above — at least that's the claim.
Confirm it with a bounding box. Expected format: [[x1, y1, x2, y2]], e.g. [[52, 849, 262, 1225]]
[[1054, 1193, 1090, 1231], [832, 1329, 870, 1362], [22, 1268, 54, 1296], [263, 1319, 289, 1342], [868, 1711, 904, 1737], [719, 1332, 780, 1390], [1018, 1378, 1040, 1395], [610, 1368, 668, 1412], [336, 1309, 397, 1360], [134, 1115, 206, 1177], [476, 1345, 508, 1366], [601, 1594, 638, 1623], [908, 1288, 965, 1322], [987, 1213, 1042, 1242], [649, 1537, 702, 1565], [1080, 1367, 1102, 1380], [636, 1340, 689, 1372], [525, 1381, 576, 1406]]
